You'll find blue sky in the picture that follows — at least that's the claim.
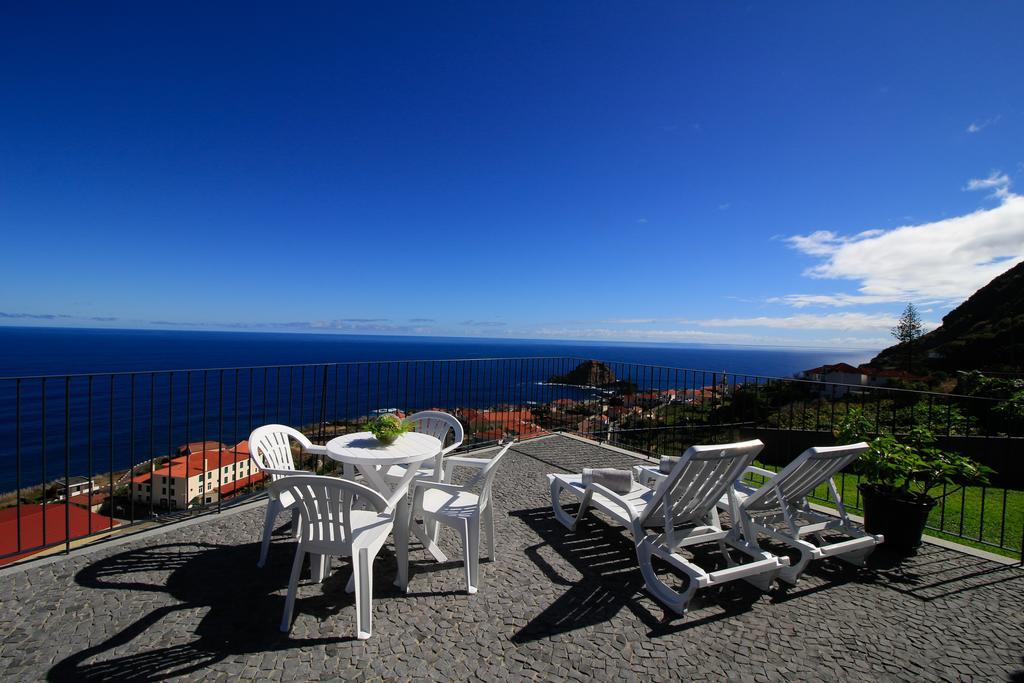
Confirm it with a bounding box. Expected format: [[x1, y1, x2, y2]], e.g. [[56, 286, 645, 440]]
[[2, 2, 1022, 350]]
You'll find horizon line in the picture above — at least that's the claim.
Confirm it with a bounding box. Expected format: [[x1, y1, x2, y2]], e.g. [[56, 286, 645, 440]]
[[0, 322, 884, 354]]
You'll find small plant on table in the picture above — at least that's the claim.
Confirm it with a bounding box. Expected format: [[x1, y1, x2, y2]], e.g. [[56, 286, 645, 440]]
[[367, 414, 413, 445]]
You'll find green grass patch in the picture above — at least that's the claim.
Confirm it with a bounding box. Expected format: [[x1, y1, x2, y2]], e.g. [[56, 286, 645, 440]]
[[747, 461, 1024, 560]]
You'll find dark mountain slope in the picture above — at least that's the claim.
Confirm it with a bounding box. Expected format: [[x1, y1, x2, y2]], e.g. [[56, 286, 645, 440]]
[[871, 260, 1024, 372]]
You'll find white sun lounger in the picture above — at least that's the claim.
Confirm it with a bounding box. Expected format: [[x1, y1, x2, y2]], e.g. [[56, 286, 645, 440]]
[[547, 440, 789, 615], [635, 442, 883, 584]]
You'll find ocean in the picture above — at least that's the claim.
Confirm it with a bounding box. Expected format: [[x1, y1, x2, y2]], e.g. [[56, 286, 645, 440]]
[[0, 327, 874, 491], [0, 327, 872, 378]]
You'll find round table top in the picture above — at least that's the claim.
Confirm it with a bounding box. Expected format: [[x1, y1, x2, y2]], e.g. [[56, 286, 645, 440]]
[[325, 431, 442, 466]]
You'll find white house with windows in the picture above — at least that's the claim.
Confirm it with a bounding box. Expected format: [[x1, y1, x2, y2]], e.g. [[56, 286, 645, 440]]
[[132, 441, 262, 509]]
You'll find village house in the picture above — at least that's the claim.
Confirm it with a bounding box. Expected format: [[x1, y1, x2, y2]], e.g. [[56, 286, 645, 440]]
[[131, 441, 262, 510]]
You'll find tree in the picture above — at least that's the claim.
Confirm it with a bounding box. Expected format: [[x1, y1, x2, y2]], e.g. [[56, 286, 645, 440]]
[[891, 303, 924, 371]]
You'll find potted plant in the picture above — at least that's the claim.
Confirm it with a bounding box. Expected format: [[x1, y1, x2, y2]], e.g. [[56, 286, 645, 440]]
[[367, 414, 413, 445], [835, 411, 992, 551]]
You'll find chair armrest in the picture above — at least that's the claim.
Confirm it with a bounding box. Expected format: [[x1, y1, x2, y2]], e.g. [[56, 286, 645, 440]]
[[442, 456, 490, 481], [303, 444, 328, 455], [259, 467, 299, 479], [445, 456, 490, 468], [410, 479, 465, 495]]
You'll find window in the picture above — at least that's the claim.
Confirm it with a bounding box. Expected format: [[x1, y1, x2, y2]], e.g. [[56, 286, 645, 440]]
[[161, 488, 166, 495]]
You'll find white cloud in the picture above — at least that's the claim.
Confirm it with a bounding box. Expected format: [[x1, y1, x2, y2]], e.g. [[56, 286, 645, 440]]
[[532, 327, 758, 344], [966, 116, 1000, 134], [781, 176, 1024, 307], [687, 312, 938, 332], [599, 318, 658, 325], [964, 171, 1011, 199], [528, 325, 882, 349]]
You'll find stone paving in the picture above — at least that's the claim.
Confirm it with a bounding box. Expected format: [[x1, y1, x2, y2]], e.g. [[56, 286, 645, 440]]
[[1, 434, 1022, 681]]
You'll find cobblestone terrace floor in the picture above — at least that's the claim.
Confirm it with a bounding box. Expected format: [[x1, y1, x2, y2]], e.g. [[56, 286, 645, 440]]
[[1, 434, 1022, 682]]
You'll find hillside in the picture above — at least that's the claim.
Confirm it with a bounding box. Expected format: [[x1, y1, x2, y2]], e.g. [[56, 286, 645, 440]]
[[871, 260, 1024, 372]]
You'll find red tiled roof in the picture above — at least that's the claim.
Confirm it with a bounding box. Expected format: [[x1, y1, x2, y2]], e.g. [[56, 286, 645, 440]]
[[176, 441, 228, 456], [216, 472, 265, 497], [135, 441, 251, 483], [0, 504, 119, 566], [68, 491, 111, 508]]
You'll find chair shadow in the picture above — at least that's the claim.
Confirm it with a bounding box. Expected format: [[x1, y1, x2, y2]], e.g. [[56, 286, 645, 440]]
[[509, 506, 766, 643], [47, 527, 387, 682]]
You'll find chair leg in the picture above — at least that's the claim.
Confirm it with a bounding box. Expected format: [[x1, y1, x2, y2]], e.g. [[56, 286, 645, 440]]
[[484, 505, 496, 560], [353, 547, 374, 640], [310, 554, 327, 583], [466, 517, 480, 595], [258, 500, 281, 568], [280, 545, 305, 632]]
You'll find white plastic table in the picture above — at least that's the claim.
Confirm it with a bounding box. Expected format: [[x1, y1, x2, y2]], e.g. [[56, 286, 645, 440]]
[[326, 431, 446, 591]]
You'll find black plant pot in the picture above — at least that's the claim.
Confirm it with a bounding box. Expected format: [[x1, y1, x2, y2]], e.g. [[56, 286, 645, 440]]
[[859, 485, 936, 551]]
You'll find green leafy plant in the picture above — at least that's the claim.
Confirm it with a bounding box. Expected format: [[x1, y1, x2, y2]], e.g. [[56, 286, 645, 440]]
[[834, 409, 993, 502], [367, 414, 412, 445]]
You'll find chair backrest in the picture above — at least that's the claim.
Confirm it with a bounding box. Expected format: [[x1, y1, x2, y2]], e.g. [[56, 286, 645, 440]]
[[407, 411, 464, 454], [248, 424, 313, 481], [270, 474, 391, 548], [641, 440, 764, 527], [742, 442, 869, 513], [466, 441, 513, 510]]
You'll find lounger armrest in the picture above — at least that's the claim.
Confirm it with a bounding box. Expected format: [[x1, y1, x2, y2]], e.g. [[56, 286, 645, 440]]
[[744, 465, 777, 479], [587, 482, 641, 525]]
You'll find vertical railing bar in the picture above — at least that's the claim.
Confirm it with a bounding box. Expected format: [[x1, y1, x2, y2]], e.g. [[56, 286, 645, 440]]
[[108, 377, 115, 534], [185, 371, 192, 514], [15, 378, 22, 552], [41, 377, 47, 551], [217, 370, 224, 513], [202, 370, 208, 510], [168, 372, 174, 510], [149, 373, 155, 519], [87, 376, 93, 536], [64, 377, 71, 554], [129, 374, 136, 525]]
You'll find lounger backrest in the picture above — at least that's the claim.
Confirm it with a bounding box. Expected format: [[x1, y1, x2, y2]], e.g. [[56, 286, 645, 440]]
[[741, 442, 869, 513], [249, 424, 312, 481], [641, 440, 764, 527]]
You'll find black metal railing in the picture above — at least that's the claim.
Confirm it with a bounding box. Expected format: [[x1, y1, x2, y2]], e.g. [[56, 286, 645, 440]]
[[568, 359, 1024, 560], [1, 356, 1021, 564]]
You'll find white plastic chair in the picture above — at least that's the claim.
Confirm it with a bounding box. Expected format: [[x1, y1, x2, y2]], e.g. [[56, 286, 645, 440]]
[[727, 442, 883, 584], [273, 474, 394, 640], [409, 441, 512, 594], [548, 440, 789, 615], [381, 410, 464, 484], [248, 424, 328, 568]]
